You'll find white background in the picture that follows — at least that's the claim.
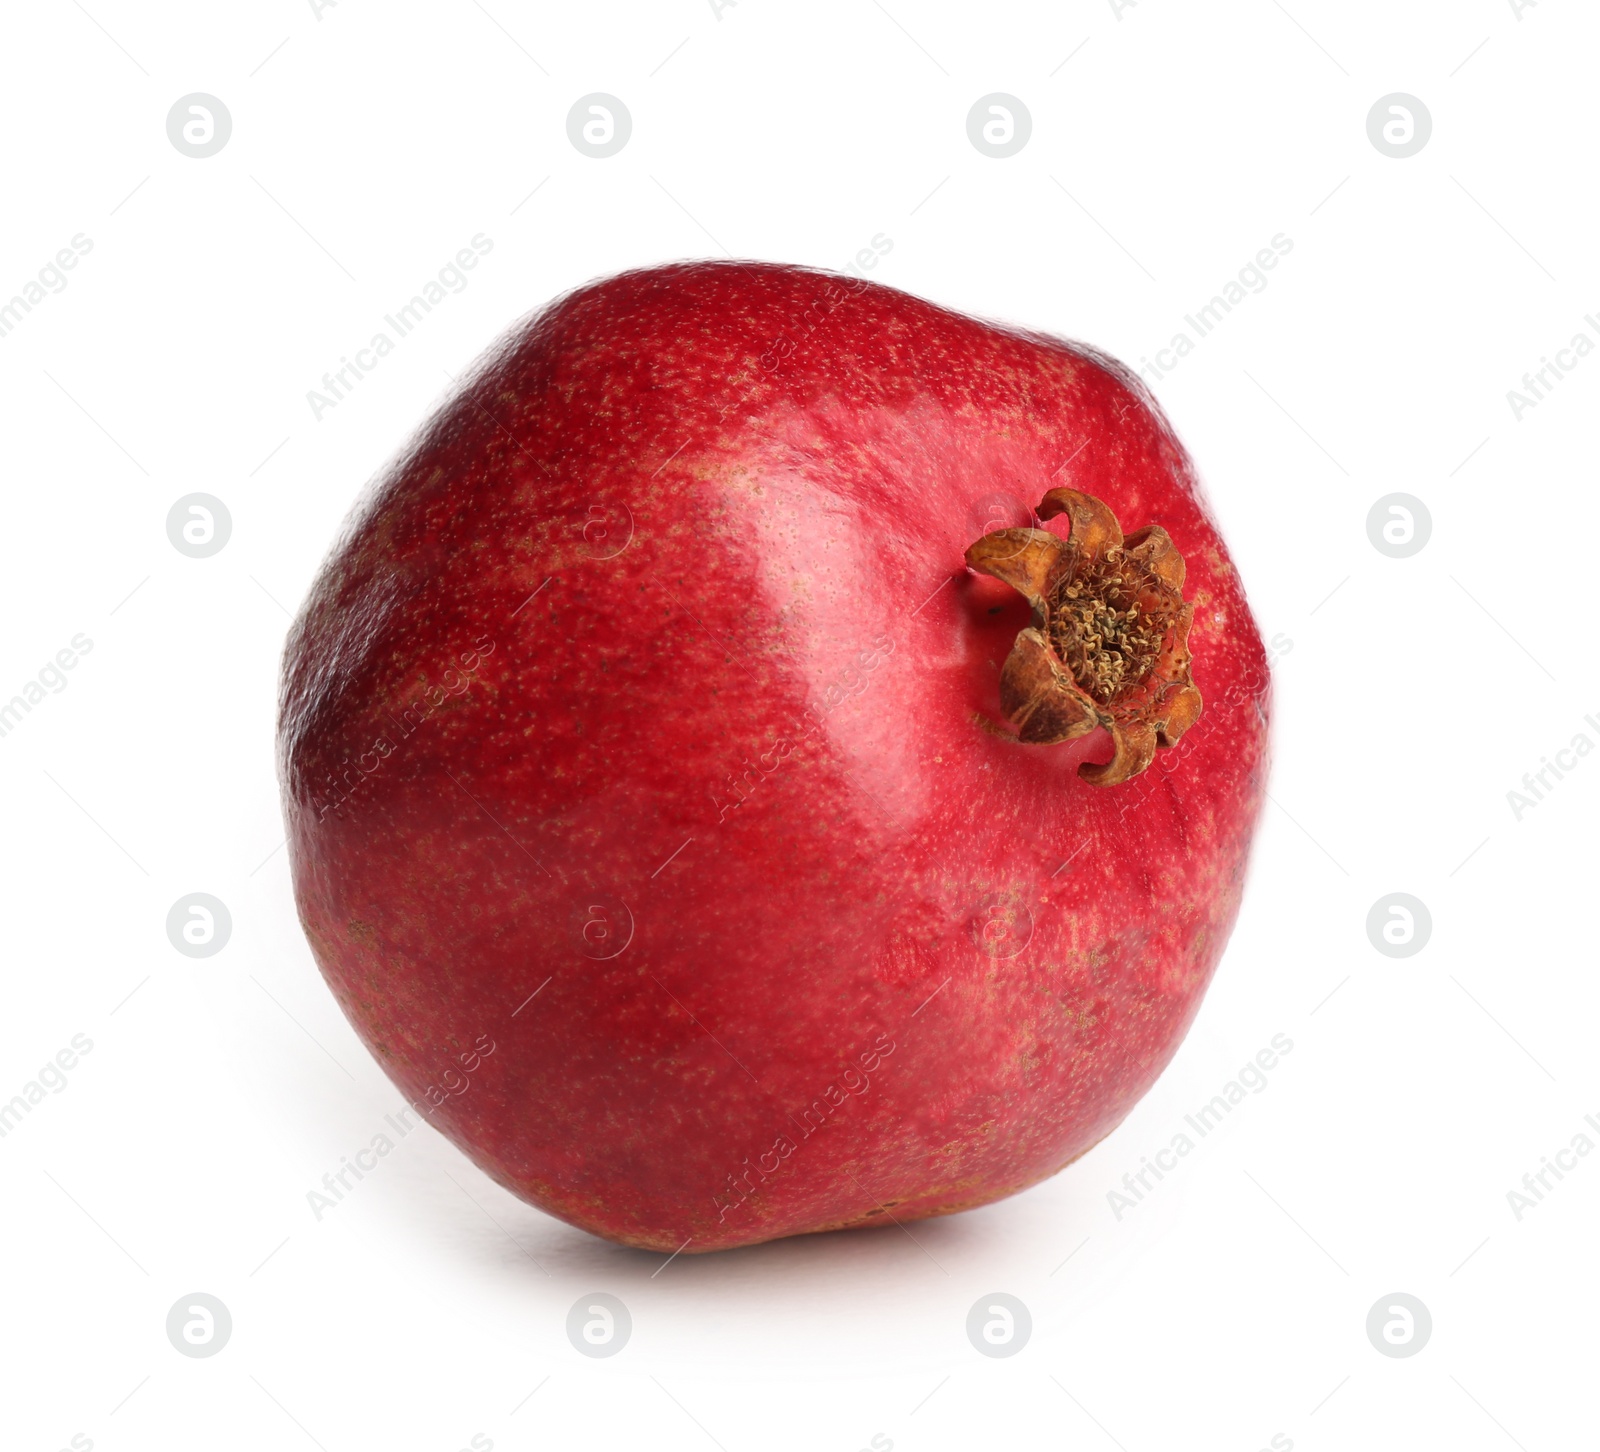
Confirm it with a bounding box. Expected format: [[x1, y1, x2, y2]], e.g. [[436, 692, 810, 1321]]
[[2, 1, 1595, 1448]]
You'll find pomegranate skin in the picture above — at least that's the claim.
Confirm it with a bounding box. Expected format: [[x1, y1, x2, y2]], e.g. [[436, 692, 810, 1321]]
[[278, 261, 1270, 1253]]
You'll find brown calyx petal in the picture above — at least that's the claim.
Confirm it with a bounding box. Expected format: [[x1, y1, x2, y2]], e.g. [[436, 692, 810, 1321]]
[[1079, 718, 1159, 787], [1156, 684, 1204, 748], [963, 528, 1074, 609], [999, 628, 1100, 745], [1037, 488, 1123, 559], [963, 488, 1205, 787], [1148, 601, 1201, 747], [1122, 524, 1186, 590]]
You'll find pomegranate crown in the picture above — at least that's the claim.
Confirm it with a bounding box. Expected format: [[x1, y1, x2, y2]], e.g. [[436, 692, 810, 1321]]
[[964, 488, 1202, 786]]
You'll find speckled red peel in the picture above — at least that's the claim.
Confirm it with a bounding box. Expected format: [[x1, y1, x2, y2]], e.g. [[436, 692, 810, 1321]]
[[278, 260, 1270, 1254]]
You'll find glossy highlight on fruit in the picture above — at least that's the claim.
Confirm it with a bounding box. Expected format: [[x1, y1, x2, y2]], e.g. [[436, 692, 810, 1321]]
[[278, 260, 1271, 1253]]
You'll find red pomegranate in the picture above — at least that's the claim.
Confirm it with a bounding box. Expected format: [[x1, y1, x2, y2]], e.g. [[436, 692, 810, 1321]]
[[278, 261, 1270, 1253]]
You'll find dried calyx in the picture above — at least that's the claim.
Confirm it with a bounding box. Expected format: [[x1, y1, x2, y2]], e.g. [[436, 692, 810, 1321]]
[[964, 488, 1202, 786]]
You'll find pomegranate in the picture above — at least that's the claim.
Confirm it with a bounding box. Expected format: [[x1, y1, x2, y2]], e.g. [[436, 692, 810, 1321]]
[[278, 261, 1270, 1253]]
